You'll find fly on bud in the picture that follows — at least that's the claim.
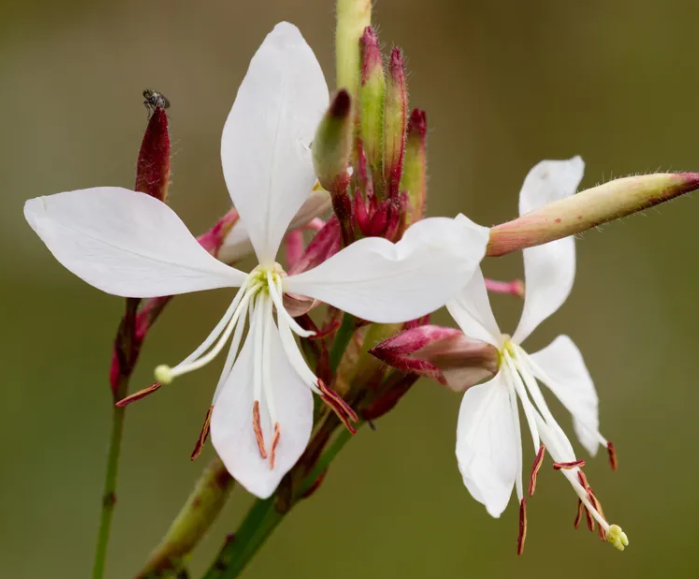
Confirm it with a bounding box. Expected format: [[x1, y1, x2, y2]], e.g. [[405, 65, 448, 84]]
[[370, 325, 499, 391], [400, 109, 427, 226], [359, 26, 385, 188], [312, 89, 354, 244], [383, 48, 408, 198]]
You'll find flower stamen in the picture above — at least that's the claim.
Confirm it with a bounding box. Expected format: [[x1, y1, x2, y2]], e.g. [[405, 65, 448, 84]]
[[253, 400, 267, 460], [318, 379, 359, 434], [269, 422, 281, 469], [115, 381, 162, 407], [190, 405, 214, 460], [553, 459, 586, 470], [607, 442, 618, 471], [517, 498, 528, 556], [528, 444, 546, 497]]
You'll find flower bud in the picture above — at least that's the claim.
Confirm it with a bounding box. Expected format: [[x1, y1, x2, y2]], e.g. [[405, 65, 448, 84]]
[[383, 48, 408, 198], [359, 27, 385, 184], [313, 90, 353, 194], [488, 172, 699, 257], [336, 0, 372, 102], [313, 90, 354, 244], [400, 109, 427, 225], [134, 107, 171, 202], [370, 325, 499, 391]]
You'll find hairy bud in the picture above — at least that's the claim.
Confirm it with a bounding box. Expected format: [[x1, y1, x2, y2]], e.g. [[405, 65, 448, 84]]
[[336, 0, 372, 102], [383, 48, 408, 198], [400, 109, 427, 225], [488, 172, 699, 257], [359, 27, 385, 185]]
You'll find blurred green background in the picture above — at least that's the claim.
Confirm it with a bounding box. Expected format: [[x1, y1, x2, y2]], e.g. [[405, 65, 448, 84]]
[[2, 0, 698, 577]]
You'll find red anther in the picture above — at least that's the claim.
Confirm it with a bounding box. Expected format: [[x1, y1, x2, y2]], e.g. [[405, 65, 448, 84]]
[[577, 470, 590, 489], [252, 401, 267, 460], [528, 445, 546, 497], [115, 382, 162, 407], [318, 380, 358, 434], [190, 405, 214, 461], [574, 499, 584, 529], [553, 459, 586, 471], [587, 489, 607, 540], [607, 442, 618, 471], [517, 498, 528, 556], [269, 422, 281, 470], [576, 471, 595, 532]]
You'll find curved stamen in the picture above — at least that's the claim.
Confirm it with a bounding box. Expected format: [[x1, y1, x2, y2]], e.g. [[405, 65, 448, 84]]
[[268, 272, 315, 338], [156, 283, 261, 384], [503, 350, 540, 452], [212, 297, 251, 404]]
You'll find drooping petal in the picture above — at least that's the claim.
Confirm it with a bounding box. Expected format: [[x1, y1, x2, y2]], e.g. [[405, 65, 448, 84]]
[[512, 157, 584, 343], [447, 268, 501, 347], [221, 22, 329, 264], [24, 188, 245, 298], [456, 372, 519, 518], [527, 335, 602, 456], [284, 215, 489, 323], [210, 313, 313, 499]]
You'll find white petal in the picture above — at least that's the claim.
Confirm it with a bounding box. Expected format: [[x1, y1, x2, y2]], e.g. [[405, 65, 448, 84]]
[[512, 157, 584, 343], [528, 335, 602, 456], [447, 268, 501, 347], [210, 314, 313, 498], [284, 215, 489, 323], [221, 22, 329, 264], [456, 372, 518, 518], [217, 188, 332, 265], [24, 188, 245, 298]]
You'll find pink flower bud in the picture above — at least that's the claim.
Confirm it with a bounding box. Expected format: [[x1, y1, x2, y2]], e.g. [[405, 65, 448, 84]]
[[370, 325, 499, 391], [134, 107, 171, 202]]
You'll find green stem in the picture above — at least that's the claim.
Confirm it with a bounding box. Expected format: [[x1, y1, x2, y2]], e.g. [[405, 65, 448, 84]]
[[92, 404, 126, 579], [329, 313, 355, 373]]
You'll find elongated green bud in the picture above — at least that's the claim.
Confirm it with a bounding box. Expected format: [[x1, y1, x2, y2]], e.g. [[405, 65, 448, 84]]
[[313, 90, 354, 245], [359, 26, 385, 183], [383, 48, 408, 198], [400, 109, 427, 225], [487, 172, 699, 257], [313, 90, 353, 194], [336, 0, 372, 100]]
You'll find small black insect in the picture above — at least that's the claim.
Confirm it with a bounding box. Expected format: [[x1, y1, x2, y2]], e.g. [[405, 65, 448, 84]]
[[143, 89, 170, 117]]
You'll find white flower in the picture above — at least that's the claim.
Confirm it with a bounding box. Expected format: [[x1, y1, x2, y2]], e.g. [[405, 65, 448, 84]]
[[447, 157, 628, 553], [24, 22, 489, 498]]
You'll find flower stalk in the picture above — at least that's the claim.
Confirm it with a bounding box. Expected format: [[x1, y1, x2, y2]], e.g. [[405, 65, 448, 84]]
[[135, 458, 234, 579]]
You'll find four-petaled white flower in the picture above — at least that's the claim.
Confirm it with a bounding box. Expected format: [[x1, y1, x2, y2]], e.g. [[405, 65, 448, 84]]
[[447, 157, 628, 553], [24, 22, 489, 498]]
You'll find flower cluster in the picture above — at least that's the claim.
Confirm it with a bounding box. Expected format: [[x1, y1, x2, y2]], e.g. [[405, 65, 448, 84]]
[[34, 16, 699, 560]]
